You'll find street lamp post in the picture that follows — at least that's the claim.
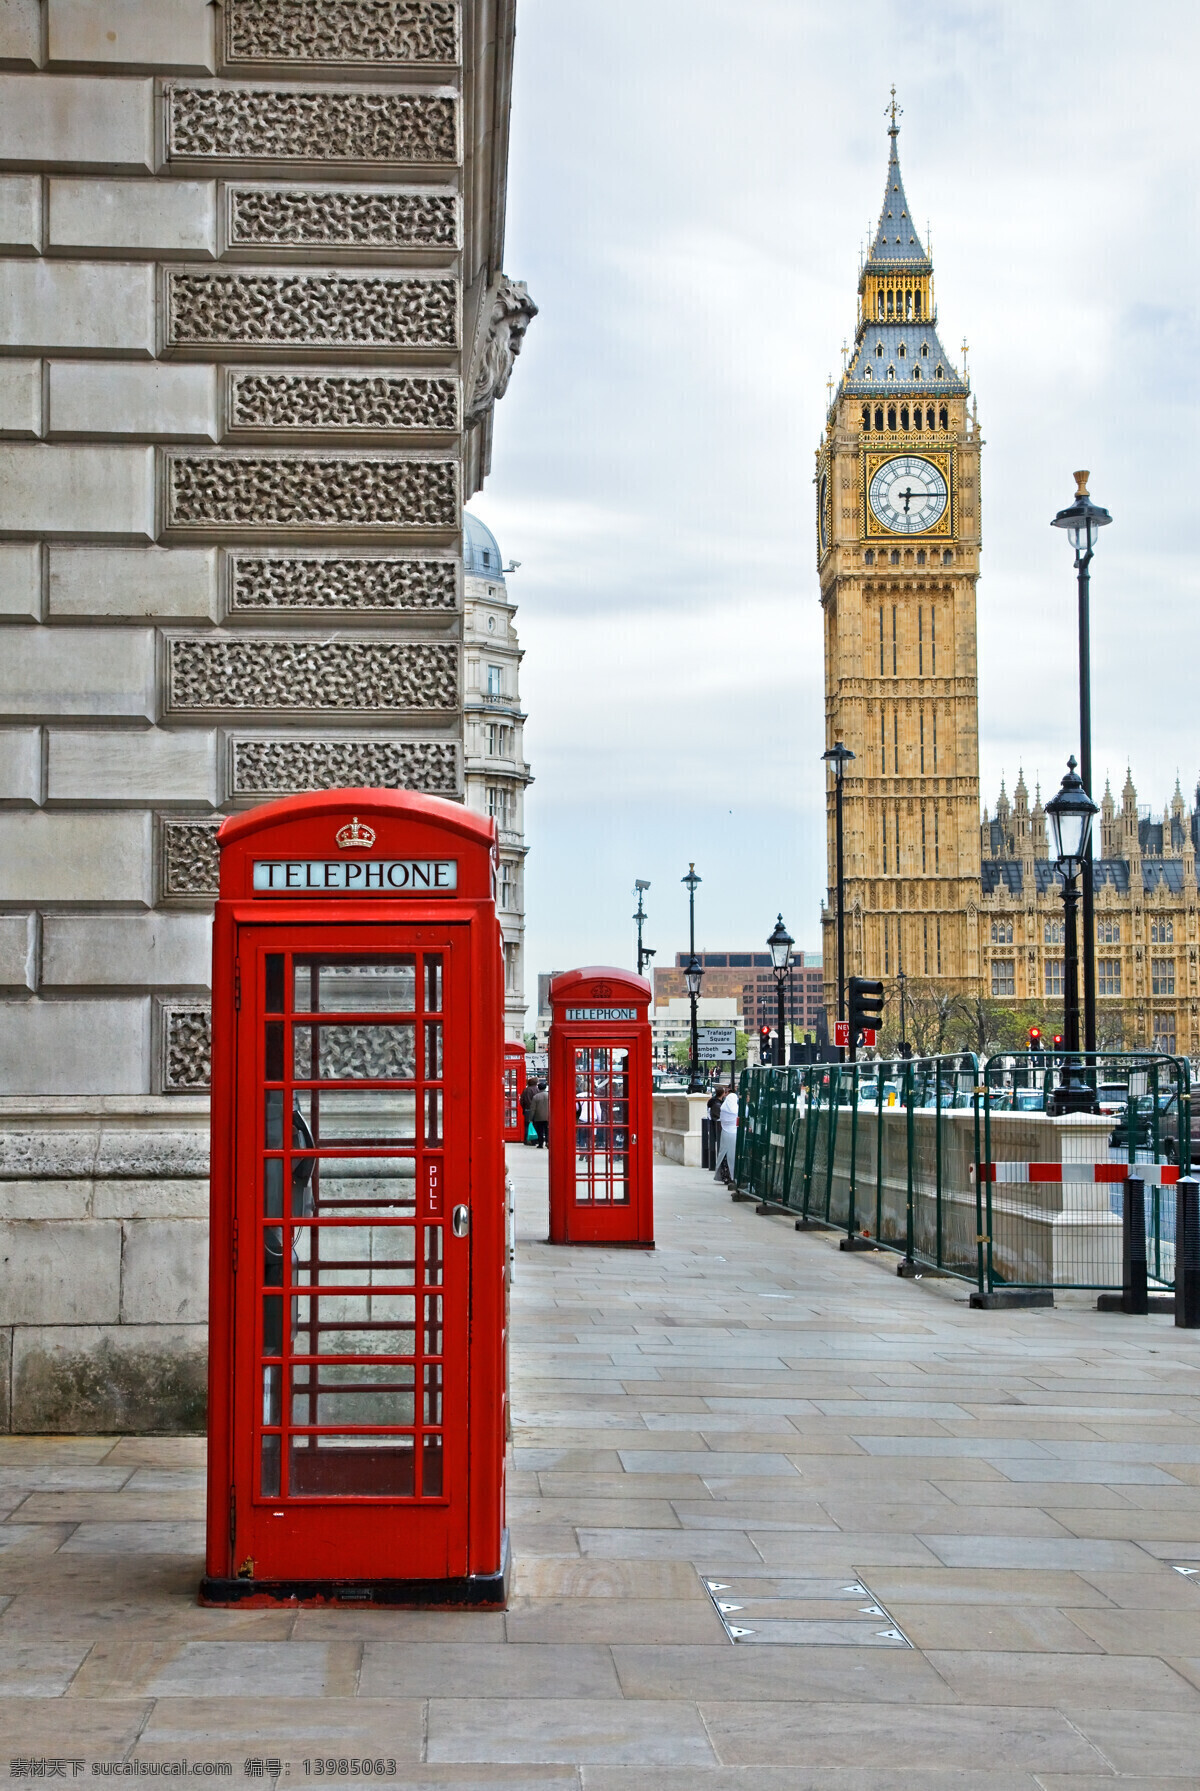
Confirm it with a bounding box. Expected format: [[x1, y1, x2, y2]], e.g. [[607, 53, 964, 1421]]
[[767, 914, 794, 1067], [633, 880, 655, 978], [1051, 472, 1112, 1057], [822, 742, 855, 1044], [683, 952, 704, 1093], [681, 864, 703, 1092], [1045, 757, 1100, 1116]]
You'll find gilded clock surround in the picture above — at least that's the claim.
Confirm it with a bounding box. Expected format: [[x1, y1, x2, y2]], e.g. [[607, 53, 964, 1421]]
[[817, 112, 982, 1016], [863, 448, 953, 539]]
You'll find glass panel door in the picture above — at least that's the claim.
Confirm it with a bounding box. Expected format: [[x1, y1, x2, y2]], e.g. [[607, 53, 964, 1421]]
[[256, 946, 450, 1501], [573, 1045, 630, 1205]]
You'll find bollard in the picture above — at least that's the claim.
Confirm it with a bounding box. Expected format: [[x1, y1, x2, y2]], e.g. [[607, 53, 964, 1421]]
[[1178, 1177, 1200, 1329], [700, 1117, 711, 1171], [1122, 1177, 1148, 1315]]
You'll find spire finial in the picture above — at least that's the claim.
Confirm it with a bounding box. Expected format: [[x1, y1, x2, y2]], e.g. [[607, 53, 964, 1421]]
[[887, 85, 902, 134]]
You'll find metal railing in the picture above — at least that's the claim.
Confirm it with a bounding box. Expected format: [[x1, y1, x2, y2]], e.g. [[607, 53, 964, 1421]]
[[732, 1051, 1191, 1297]]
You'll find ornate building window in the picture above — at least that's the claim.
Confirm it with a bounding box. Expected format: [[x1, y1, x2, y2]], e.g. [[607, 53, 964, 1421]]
[[1152, 958, 1176, 996], [912, 366, 922, 381], [862, 405, 871, 428], [890, 549, 900, 566], [991, 920, 1013, 944], [939, 405, 949, 428], [1045, 959, 1065, 997], [898, 343, 906, 358], [942, 549, 953, 565], [875, 405, 884, 430], [991, 960, 1015, 997], [921, 342, 930, 357], [935, 365, 945, 379], [886, 366, 896, 381], [1096, 917, 1121, 944], [1044, 919, 1064, 945], [916, 549, 926, 567], [485, 663, 503, 696], [1151, 919, 1174, 943], [865, 548, 875, 566], [887, 405, 896, 428], [1153, 1012, 1177, 1054], [1098, 958, 1122, 996]]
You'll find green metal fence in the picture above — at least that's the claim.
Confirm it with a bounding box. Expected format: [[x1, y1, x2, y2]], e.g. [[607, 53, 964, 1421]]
[[732, 1050, 1190, 1297]]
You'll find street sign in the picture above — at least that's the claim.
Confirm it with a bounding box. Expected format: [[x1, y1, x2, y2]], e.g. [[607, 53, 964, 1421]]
[[528, 1052, 548, 1072], [697, 1027, 736, 1060], [834, 1021, 849, 1048], [862, 1029, 877, 1047]]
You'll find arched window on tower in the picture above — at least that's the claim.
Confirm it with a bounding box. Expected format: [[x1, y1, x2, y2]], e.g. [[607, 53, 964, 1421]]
[[935, 364, 945, 379], [916, 549, 926, 566], [905, 290, 913, 319], [864, 548, 875, 566], [887, 405, 896, 429], [942, 549, 953, 566], [921, 341, 929, 357], [861, 405, 870, 429], [898, 342, 906, 358], [914, 291, 922, 318], [887, 288, 894, 316], [900, 405, 909, 430], [862, 364, 873, 380], [875, 405, 884, 430], [912, 365, 921, 381], [886, 365, 896, 381], [875, 341, 884, 358], [877, 290, 885, 319], [939, 405, 949, 429], [890, 549, 901, 566], [927, 406, 936, 429]]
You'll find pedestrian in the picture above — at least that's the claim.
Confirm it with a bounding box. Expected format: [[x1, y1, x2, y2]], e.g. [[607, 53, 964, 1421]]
[[706, 1083, 724, 1170], [519, 1075, 537, 1146], [713, 1081, 740, 1184], [531, 1079, 550, 1149]]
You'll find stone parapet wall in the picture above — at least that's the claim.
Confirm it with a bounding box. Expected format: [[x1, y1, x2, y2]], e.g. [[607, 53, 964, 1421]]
[[0, 1096, 210, 1431]]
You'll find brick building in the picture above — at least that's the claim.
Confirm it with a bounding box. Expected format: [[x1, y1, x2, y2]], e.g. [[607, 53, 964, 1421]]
[[654, 951, 825, 1038]]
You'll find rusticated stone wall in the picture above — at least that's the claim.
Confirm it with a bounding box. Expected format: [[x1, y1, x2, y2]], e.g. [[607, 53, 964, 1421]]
[[0, 0, 526, 1430]]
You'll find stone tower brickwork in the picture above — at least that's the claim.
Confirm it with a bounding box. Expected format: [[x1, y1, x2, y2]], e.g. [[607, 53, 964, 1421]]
[[818, 110, 982, 1014], [0, 0, 531, 1430]]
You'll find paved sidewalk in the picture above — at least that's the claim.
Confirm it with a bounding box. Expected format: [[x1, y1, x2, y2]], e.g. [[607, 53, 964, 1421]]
[[0, 1147, 1198, 1787]]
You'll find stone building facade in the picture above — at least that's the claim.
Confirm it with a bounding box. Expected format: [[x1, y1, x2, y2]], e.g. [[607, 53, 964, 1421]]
[[980, 770, 1200, 1058], [462, 510, 529, 1040], [817, 113, 983, 1013], [0, 0, 530, 1429]]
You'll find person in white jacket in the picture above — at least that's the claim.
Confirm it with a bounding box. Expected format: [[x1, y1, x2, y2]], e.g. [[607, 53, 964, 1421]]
[[713, 1085, 740, 1184]]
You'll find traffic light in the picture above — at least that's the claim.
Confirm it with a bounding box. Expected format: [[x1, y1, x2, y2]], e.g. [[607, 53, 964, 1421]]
[[1028, 1025, 1043, 1066], [759, 1024, 772, 1064], [1052, 1033, 1064, 1064], [848, 977, 885, 1058]]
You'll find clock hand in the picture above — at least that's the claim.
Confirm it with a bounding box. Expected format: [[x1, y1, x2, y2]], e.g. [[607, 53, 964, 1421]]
[[898, 486, 916, 513]]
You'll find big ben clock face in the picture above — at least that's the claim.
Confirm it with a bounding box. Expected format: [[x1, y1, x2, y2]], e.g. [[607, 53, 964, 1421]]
[[867, 454, 949, 535]]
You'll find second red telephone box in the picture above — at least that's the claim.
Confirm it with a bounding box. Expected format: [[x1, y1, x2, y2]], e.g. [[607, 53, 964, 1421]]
[[547, 967, 654, 1246], [201, 788, 507, 1609], [503, 1041, 527, 1142]]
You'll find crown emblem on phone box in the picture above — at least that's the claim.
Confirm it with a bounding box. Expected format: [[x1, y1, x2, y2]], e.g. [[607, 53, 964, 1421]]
[[335, 816, 376, 850]]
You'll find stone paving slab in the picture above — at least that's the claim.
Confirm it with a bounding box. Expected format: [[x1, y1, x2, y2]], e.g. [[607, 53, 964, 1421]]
[[0, 1145, 1198, 1786]]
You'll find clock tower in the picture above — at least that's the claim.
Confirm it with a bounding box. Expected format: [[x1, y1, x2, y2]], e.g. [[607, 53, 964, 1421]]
[[818, 106, 983, 1016]]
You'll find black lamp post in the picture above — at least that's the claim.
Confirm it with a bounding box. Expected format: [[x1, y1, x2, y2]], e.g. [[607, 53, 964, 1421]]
[[1051, 471, 1112, 1057], [683, 952, 704, 1093], [633, 880, 654, 978], [1045, 757, 1100, 1116], [681, 864, 703, 1090], [822, 741, 855, 1044], [767, 914, 794, 1067]]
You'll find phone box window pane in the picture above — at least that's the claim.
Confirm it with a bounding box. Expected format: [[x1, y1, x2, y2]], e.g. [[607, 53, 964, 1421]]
[[265, 955, 284, 1014], [288, 1434, 416, 1498], [264, 1021, 284, 1081], [425, 1087, 442, 1147], [424, 956, 443, 1013], [293, 1023, 415, 1082], [294, 961, 416, 1015], [260, 1434, 281, 1497], [425, 1021, 443, 1079], [295, 1089, 416, 1145], [310, 1158, 416, 1214], [291, 1224, 417, 1287]]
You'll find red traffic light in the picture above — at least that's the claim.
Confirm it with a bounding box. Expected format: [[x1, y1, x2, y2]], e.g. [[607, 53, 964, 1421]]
[[1029, 1027, 1042, 1043], [1052, 1034, 1063, 1047]]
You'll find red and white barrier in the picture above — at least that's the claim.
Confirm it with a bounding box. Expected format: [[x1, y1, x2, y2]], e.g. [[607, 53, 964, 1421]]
[[971, 1161, 1179, 1187]]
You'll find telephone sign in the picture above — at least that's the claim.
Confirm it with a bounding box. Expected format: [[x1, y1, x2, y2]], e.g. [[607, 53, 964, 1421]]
[[202, 788, 508, 1610]]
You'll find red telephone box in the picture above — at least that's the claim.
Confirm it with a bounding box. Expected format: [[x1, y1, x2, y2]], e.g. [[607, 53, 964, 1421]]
[[503, 1041, 527, 1143], [547, 967, 654, 1247], [201, 788, 508, 1608]]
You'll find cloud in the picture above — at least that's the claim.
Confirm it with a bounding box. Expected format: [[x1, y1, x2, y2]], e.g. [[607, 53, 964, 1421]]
[[474, 0, 1200, 991]]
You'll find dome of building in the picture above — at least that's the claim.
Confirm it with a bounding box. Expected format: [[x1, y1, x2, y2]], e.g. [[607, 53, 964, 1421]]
[[463, 511, 506, 581]]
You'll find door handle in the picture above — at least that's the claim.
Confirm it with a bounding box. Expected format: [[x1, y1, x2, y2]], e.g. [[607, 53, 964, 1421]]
[[452, 1205, 469, 1237]]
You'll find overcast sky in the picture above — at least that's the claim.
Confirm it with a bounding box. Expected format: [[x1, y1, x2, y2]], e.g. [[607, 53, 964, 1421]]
[[470, 0, 1198, 1002]]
